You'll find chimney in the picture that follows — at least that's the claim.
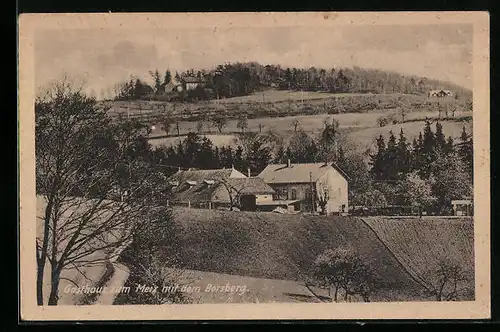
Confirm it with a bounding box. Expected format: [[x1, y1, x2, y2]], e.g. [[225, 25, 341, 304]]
[[247, 168, 251, 177], [287, 159, 291, 168]]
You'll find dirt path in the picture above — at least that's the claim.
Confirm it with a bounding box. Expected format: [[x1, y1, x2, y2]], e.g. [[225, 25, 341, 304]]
[[94, 263, 130, 305]]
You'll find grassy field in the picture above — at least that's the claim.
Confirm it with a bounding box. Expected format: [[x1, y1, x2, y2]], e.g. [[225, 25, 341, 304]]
[[167, 207, 424, 299], [216, 90, 379, 103], [363, 217, 474, 299], [347, 118, 473, 156], [103, 90, 463, 125], [148, 115, 473, 161]]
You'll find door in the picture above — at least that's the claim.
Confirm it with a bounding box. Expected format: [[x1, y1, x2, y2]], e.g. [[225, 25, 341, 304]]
[[239, 195, 257, 211]]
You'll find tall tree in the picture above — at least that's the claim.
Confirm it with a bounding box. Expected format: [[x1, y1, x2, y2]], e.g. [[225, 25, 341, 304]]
[[318, 118, 340, 162], [458, 126, 473, 179], [288, 130, 317, 163], [35, 80, 170, 305], [430, 151, 473, 213], [369, 135, 387, 181], [420, 120, 436, 178], [385, 130, 399, 181], [164, 70, 172, 85], [149, 69, 162, 93], [434, 121, 446, 152], [396, 128, 411, 177], [398, 171, 437, 213]]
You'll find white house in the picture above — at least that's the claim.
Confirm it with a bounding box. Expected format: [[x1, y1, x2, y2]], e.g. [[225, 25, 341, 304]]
[[257, 160, 349, 214]]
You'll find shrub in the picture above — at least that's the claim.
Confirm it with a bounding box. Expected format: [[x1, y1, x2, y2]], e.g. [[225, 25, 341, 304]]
[[377, 116, 389, 127]]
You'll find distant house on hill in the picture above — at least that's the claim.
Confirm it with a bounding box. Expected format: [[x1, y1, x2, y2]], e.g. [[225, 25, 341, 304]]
[[182, 76, 205, 91], [166, 167, 275, 211], [160, 82, 181, 94], [257, 160, 349, 215], [428, 89, 453, 98]]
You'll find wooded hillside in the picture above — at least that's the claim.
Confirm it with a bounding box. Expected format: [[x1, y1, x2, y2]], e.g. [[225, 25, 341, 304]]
[[114, 62, 472, 101]]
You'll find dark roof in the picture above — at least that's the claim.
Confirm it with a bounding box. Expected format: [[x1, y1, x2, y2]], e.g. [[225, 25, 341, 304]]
[[167, 168, 273, 203], [168, 168, 234, 183], [182, 76, 205, 84], [226, 177, 275, 195], [258, 162, 349, 184]]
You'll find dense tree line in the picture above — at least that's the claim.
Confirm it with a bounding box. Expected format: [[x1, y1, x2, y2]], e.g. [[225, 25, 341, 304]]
[[368, 121, 473, 213], [153, 118, 473, 214], [113, 62, 471, 101]]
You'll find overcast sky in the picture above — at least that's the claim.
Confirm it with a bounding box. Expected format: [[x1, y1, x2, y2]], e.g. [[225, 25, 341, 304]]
[[35, 24, 472, 98]]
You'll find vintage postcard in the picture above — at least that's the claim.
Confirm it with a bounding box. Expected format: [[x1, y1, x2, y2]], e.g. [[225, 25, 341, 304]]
[[18, 12, 490, 320]]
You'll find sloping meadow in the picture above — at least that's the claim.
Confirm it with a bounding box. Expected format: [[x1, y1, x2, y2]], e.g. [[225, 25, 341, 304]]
[[363, 217, 474, 300], [168, 208, 426, 300]]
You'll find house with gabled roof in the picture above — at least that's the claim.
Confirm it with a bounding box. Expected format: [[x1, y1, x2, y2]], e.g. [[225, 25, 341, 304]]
[[181, 76, 206, 91], [428, 89, 453, 98], [257, 160, 349, 215], [166, 167, 275, 211]]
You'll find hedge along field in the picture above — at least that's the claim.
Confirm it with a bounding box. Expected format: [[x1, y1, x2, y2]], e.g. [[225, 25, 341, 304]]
[[214, 90, 378, 103], [167, 208, 425, 299], [362, 217, 474, 299], [102, 91, 468, 125]]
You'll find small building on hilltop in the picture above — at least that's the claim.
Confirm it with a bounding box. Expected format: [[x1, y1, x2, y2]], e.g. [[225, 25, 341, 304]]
[[428, 89, 453, 98], [166, 167, 275, 211], [257, 160, 349, 215], [182, 76, 206, 91]]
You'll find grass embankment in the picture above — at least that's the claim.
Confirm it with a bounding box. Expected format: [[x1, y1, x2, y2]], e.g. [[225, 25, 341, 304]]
[[362, 217, 474, 297], [168, 208, 423, 297]]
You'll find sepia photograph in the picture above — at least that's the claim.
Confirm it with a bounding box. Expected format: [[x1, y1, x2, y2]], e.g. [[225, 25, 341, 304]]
[[18, 12, 490, 320]]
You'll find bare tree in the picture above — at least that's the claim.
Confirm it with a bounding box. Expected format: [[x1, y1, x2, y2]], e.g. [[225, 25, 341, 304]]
[[437, 102, 443, 118], [160, 111, 175, 136], [423, 259, 472, 301], [397, 98, 408, 122], [307, 247, 379, 303], [196, 118, 206, 134], [35, 80, 171, 305], [315, 182, 330, 215], [237, 115, 248, 133], [212, 115, 228, 133], [215, 178, 246, 211]]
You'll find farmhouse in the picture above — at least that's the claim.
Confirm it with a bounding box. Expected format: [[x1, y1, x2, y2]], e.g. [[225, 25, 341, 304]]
[[182, 76, 205, 91], [428, 89, 453, 98], [160, 82, 181, 94], [166, 167, 275, 211], [257, 160, 349, 215]]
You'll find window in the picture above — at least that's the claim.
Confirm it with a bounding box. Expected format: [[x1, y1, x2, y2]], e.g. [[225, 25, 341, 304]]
[[291, 189, 297, 200], [273, 188, 289, 201]]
